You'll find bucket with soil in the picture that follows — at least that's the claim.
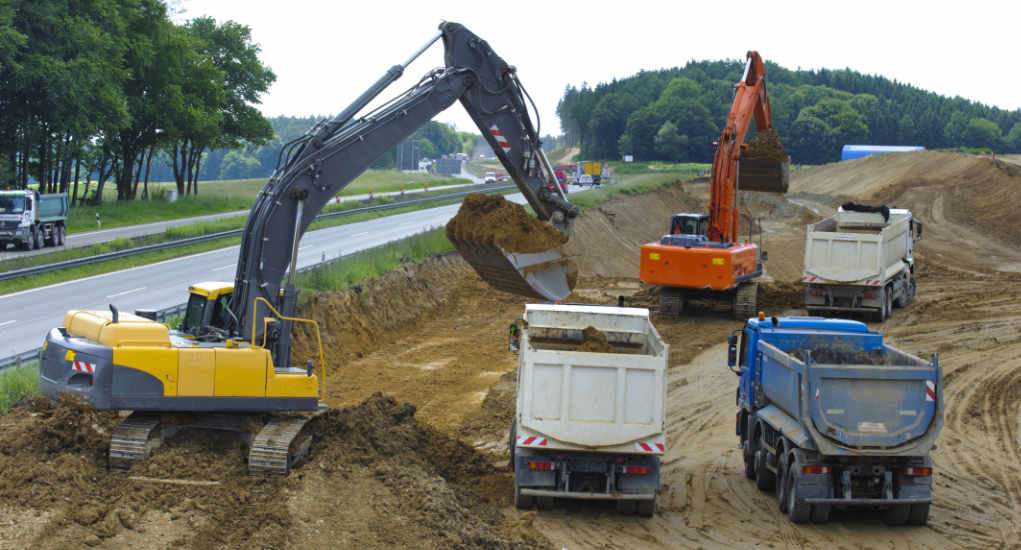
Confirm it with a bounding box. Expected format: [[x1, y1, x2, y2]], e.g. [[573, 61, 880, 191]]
[[739, 128, 790, 193], [446, 194, 577, 300]]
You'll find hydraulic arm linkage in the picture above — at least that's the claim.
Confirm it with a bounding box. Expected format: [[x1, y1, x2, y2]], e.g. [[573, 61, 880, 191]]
[[228, 22, 578, 368]]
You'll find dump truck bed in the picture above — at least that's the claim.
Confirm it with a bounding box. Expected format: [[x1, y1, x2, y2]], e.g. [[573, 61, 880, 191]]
[[757, 334, 942, 455], [516, 304, 668, 454], [802, 208, 913, 286]]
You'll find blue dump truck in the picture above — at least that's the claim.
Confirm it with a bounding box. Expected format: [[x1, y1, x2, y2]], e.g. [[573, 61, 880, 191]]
[[730, 316, 942, 525]]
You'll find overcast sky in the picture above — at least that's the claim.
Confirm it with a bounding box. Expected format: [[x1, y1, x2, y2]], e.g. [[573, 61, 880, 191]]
[[176, 1, 1020, 136]]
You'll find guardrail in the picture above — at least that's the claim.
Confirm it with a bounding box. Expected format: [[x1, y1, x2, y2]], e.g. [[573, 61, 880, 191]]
[[0, 184, 514, 282]]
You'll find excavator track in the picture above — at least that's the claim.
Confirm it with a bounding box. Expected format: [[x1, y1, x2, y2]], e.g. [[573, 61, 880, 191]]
[[248, 416, 314, 476], [733, 282, 759, 320], [108, 413, 162, 472]]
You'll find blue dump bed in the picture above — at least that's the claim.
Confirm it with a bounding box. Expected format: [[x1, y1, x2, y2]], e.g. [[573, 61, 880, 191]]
[[751, 318, 941, 455]]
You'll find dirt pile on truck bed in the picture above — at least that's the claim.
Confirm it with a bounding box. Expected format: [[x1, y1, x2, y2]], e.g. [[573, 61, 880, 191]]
[[744, 128, 789, 161], [445, 193, 567, 253], [577, 326, 614, 353]]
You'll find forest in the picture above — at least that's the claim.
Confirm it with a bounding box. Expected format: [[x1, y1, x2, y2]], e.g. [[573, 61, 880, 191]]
[[557, 59, 1021, 164]]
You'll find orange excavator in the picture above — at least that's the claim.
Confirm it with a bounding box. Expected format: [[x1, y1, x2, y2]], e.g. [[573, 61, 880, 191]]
[[639, 51, 788, 319]]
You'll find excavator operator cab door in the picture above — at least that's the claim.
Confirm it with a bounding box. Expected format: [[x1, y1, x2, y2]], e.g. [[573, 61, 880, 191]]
[[180, 290, 235, 335], [670, 213, 708, 237]]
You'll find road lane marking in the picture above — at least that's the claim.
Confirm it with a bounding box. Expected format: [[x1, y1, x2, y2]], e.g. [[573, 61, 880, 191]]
[[106, 286, 146, 299], [212, 264, 234, 271], [0, 320, 15, 328], [352, 231, 369, 237]]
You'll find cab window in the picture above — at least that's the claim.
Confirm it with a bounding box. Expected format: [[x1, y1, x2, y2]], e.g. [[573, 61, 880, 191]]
[[739, 331, 749, 366], [182, 293, 207, 332]]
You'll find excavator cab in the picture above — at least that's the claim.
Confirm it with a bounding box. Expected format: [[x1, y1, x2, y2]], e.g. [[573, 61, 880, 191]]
[[669, 213, 708, 237], [179, 282, 235, 338]]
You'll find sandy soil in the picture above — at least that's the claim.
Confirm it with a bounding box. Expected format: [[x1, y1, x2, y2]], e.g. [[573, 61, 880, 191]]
[[2, 150, 1020, 548]]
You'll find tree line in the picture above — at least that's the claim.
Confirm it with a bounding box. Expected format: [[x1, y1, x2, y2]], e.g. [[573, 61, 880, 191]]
[[558, 59, 1021, 164], [0, 0, 275, 203]]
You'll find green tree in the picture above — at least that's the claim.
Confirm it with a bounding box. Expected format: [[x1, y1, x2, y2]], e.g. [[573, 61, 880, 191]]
[[1004, 122, 1021, 153], [654, 121, 686, 160], [962, 117, 1002, 150]]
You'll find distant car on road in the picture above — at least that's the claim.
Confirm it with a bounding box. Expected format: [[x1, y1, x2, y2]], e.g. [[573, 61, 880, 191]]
[[484, 171, 496, 183]]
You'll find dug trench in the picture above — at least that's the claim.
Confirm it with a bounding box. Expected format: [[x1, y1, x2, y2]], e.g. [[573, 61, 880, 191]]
[[4, 151, 1021, 548]]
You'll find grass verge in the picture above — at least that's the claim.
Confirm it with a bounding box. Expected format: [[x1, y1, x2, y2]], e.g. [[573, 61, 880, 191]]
[[296, 229, 453, 303], [66, 172, 470, 233], [0, 361, 40, 414]]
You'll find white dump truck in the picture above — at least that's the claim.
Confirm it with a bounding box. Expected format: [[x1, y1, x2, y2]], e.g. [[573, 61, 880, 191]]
[[801, 204, 922, 321], [509, 303, 668, 517], [0, 189, 69, 251]]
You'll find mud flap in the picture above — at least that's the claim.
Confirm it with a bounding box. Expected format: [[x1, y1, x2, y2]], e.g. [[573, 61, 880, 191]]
[[739, 158, 790, 193], [451, 239, 576, 301]]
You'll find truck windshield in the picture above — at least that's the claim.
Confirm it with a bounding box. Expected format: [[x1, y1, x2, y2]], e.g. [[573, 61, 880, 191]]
[[182, 293, 207, 332], [0, 196, 25, 214]]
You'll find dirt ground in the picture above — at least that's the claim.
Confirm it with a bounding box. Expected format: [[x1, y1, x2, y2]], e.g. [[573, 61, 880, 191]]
[[2, 150, 1020, 548]]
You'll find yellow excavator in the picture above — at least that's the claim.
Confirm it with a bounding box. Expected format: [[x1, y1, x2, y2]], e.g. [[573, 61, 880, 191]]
[[38, 22, 578, 475]]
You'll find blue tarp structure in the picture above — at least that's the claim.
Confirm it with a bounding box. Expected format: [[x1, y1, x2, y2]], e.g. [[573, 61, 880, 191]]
[[841, 145, 925, 161]]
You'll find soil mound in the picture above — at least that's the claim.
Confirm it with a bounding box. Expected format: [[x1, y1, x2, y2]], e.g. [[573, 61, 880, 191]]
[[445, 193, 567, 253], [745, 128, 788, 161], [577, 326, 614, 353]]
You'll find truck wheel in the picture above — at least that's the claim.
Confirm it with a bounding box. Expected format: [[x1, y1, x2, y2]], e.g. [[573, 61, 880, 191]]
[[56, 225, 65, 246], [733, 282, 758, 320], [786, 461, 811, 523], [754, 449, 775, 491], [873, 289, 887, 322], [775, 452, 788, 513], [885, 290, 893, 320], [35, 228, 44, 249], [24, 230, 35, 251], [907, 503, 929, 525], [513, 478, 534, 510], [636, 497, 655, 518], [811, 503, 831, 523], [882, 504, 910, 525], [616, 499, 637, 515], [742, 440, 756, 479]]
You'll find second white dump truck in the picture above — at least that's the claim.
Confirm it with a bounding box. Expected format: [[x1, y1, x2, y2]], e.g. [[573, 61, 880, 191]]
[[802, 204, 922, 321], [509, 303, 668, 517]]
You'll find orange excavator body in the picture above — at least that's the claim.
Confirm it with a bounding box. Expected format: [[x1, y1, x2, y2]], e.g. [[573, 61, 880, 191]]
[[639, 51, 788, 317]]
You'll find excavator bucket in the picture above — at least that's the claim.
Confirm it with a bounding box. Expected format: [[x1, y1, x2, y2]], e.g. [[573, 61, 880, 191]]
[[451, 239, 576, 301], [738, 157, 790, 193]]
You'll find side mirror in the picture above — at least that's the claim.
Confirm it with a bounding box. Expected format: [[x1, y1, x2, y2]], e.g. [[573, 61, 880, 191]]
[[306, 359, 314, 377], [508, 322, 520, 353], [727, 334, 738, 367], [761, 250, 769, 262]]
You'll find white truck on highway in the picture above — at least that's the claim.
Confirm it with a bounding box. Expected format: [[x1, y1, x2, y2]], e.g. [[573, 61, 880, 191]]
[[509, 303, 667, 517], [801, 204, 922, 321], [0, 189, 69, 251]]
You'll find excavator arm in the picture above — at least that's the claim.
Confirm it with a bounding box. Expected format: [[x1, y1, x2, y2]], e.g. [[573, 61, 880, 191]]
[[228, 22, 577, 365], [707, 51, 787, 244]]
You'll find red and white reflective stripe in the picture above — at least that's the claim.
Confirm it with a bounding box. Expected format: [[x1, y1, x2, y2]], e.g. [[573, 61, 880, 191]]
[[634, 441, 665, 454], [801, 276, 817, 282], [925, 380, 935, 402], [72, 360, 95, 375], [516, 435, 548, 447], [864, 279, 882, 286], [489, 125, 512, 153]]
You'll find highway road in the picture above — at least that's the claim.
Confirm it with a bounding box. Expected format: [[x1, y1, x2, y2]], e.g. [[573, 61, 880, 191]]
[[0, 178, 480, 262], [0, 193, 526, 359]]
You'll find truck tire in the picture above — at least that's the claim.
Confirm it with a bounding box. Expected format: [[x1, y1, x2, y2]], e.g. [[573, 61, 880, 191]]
[[811, 503, 831, 523], [885, 289, 893, 320], [742, 439, 756, 479], [56, 225, 65, 246], [785, 461, 811, 523], [616, 499, 637, 515], [35, 228, 44, 249], [23, 230, 34, 251], [775, 451, 789, 513], [513, 478, 534, 510], [907, 503, 929, 525], [873, 288, 887, 322], [733, 282, 758, 320], [636, 497, 655, 518], [754, 448, 775, 491], [882, 504, 910, 525]]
